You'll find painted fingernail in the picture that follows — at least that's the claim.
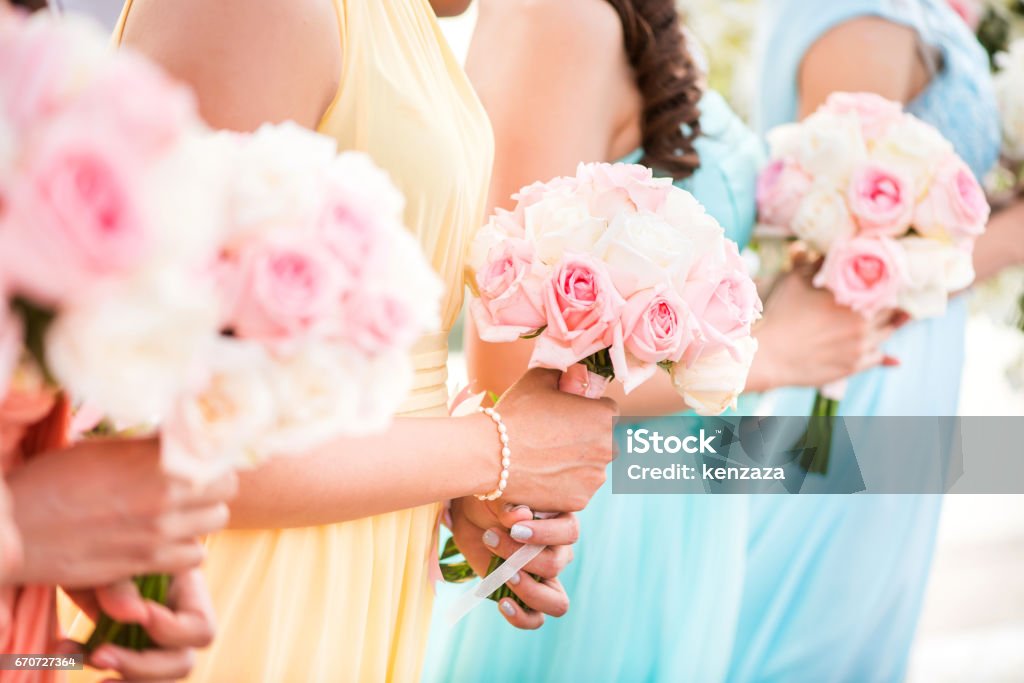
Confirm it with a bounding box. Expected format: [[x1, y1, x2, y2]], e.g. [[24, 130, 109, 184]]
[[510, 524, 533, 541], [500, 599, 517, 617], [482, 529, 500, 547], [508, 572, 521, 586]]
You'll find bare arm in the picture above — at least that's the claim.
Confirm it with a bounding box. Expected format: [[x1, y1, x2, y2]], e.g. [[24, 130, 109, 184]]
[[973, 200, 1024, 282]]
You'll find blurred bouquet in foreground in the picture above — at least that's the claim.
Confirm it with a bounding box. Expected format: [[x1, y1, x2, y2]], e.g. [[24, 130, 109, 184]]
[[0, 11, 441, 650], [757, 92, 990, 471], [161, 123, 442, 482], [470, 162, 761, 413]]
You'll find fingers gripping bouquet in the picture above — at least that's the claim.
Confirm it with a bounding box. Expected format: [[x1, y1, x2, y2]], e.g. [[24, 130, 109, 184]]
[[757, 92, 991, 472], [459, 163, 761, 613], [0, 13, 442, 651]]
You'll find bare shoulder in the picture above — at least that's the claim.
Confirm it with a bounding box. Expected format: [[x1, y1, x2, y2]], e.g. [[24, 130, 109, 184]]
[[800, 16, 923, 109], [121, 0, 341, 130], [477, 0, 622, 59]]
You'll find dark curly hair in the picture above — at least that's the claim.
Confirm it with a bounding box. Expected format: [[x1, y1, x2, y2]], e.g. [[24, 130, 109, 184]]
[[9, 0, 47, 9], [604, 0, 703, 181]]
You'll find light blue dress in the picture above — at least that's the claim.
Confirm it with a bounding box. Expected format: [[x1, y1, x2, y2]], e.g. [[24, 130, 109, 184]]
[[727, 2, 1001, 682], [423, 90, 764, 683]]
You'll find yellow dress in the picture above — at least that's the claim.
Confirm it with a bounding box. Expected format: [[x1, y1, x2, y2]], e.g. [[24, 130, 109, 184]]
[[68, 1, 493, 681]]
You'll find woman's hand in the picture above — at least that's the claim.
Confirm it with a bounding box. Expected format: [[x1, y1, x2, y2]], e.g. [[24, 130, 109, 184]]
[[62, 569, 215, 681], [493, 368, 618, 512], [747, 270, 903, 392], [7, 438, 237, 587], [450, 497, 577, 629]]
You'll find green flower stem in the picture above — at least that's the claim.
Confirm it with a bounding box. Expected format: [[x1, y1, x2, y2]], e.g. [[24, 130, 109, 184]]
[[797, 391, 839, 475], [85, 573, 170, 652]]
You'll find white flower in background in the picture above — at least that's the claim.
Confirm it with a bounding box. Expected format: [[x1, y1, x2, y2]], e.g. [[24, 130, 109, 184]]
[[791, 186, 857, 252], [897, 237, 976, 318], [994, 39, 1024, 159], [788, 112, 869, 185], [161, 339, 278, 483], [671, 336, 758, 416], [45, 267, 220, 425]]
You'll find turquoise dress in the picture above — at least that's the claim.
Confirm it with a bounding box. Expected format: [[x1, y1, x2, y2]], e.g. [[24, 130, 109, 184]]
[[423, 90, 764, 683], [727, 2, 1001, 682]]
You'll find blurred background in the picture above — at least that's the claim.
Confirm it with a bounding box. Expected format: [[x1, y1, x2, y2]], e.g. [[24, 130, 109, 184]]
[[437, 7, 1024, 682], [45, 1, 1024, 680]]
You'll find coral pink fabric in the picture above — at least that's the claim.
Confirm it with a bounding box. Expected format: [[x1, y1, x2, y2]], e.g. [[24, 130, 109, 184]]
[[0, 391, 69, 683]]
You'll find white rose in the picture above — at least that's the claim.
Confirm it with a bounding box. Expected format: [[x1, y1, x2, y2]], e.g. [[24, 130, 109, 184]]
[[658, 186, 726, 251], [225, 122, 337, 241], [785, 112, 868, 185], [791, 186, 856, 252], [347, 349, 416, 435], [145, 130, 231, 265], [671, 336, 757, 416], [162, 339, 279, 484], [46, 267, 220, 424], [467, 217, 511, 276], [594, 211, 693, 293], [0, 116, 15, 180], [766, 123, 804, 158], [872, 115, 954, 191], [995, 40, 1024, 159], [261, 343, 361, 454], [523, 190, 606, 265], [325, 151, 406, 223], [373, 222, 444, 337], [896, 236, 975, 319]]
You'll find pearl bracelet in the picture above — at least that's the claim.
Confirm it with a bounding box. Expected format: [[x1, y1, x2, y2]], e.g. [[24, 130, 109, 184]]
[[476, 406, 511, 502]]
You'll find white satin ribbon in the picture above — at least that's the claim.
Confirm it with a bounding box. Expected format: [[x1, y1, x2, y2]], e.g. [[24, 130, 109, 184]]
[[446, 542, 544, 626]]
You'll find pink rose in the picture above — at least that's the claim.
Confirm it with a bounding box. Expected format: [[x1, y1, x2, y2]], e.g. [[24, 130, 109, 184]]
[[822, 92, 903, 141], [531, 254, 625, 371], [609, 286, 694, 393], [682, 241, 762, 365], [577, 162, 670, 217], [343, 292, 418, 355], [757, 159, 813, 229], [316, 191, 381, 284], [914, 156, 990, 242], [947, 0, 982, 30], [228, 239, 342, 343], [471, 239, 547, 342], [0, 131, 149, 305], [814, 236, 907, 316], [68, 52, 198, 158], [847, 162, 915, 237]]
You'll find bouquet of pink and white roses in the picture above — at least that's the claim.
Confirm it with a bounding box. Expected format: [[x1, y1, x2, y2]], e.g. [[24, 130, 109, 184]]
[[1, 12, 441, 650], [757, 92, 990, 471], [470, 162, 762, 414], [453, 162, 761, 616], [160, 122, 442, 482]]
